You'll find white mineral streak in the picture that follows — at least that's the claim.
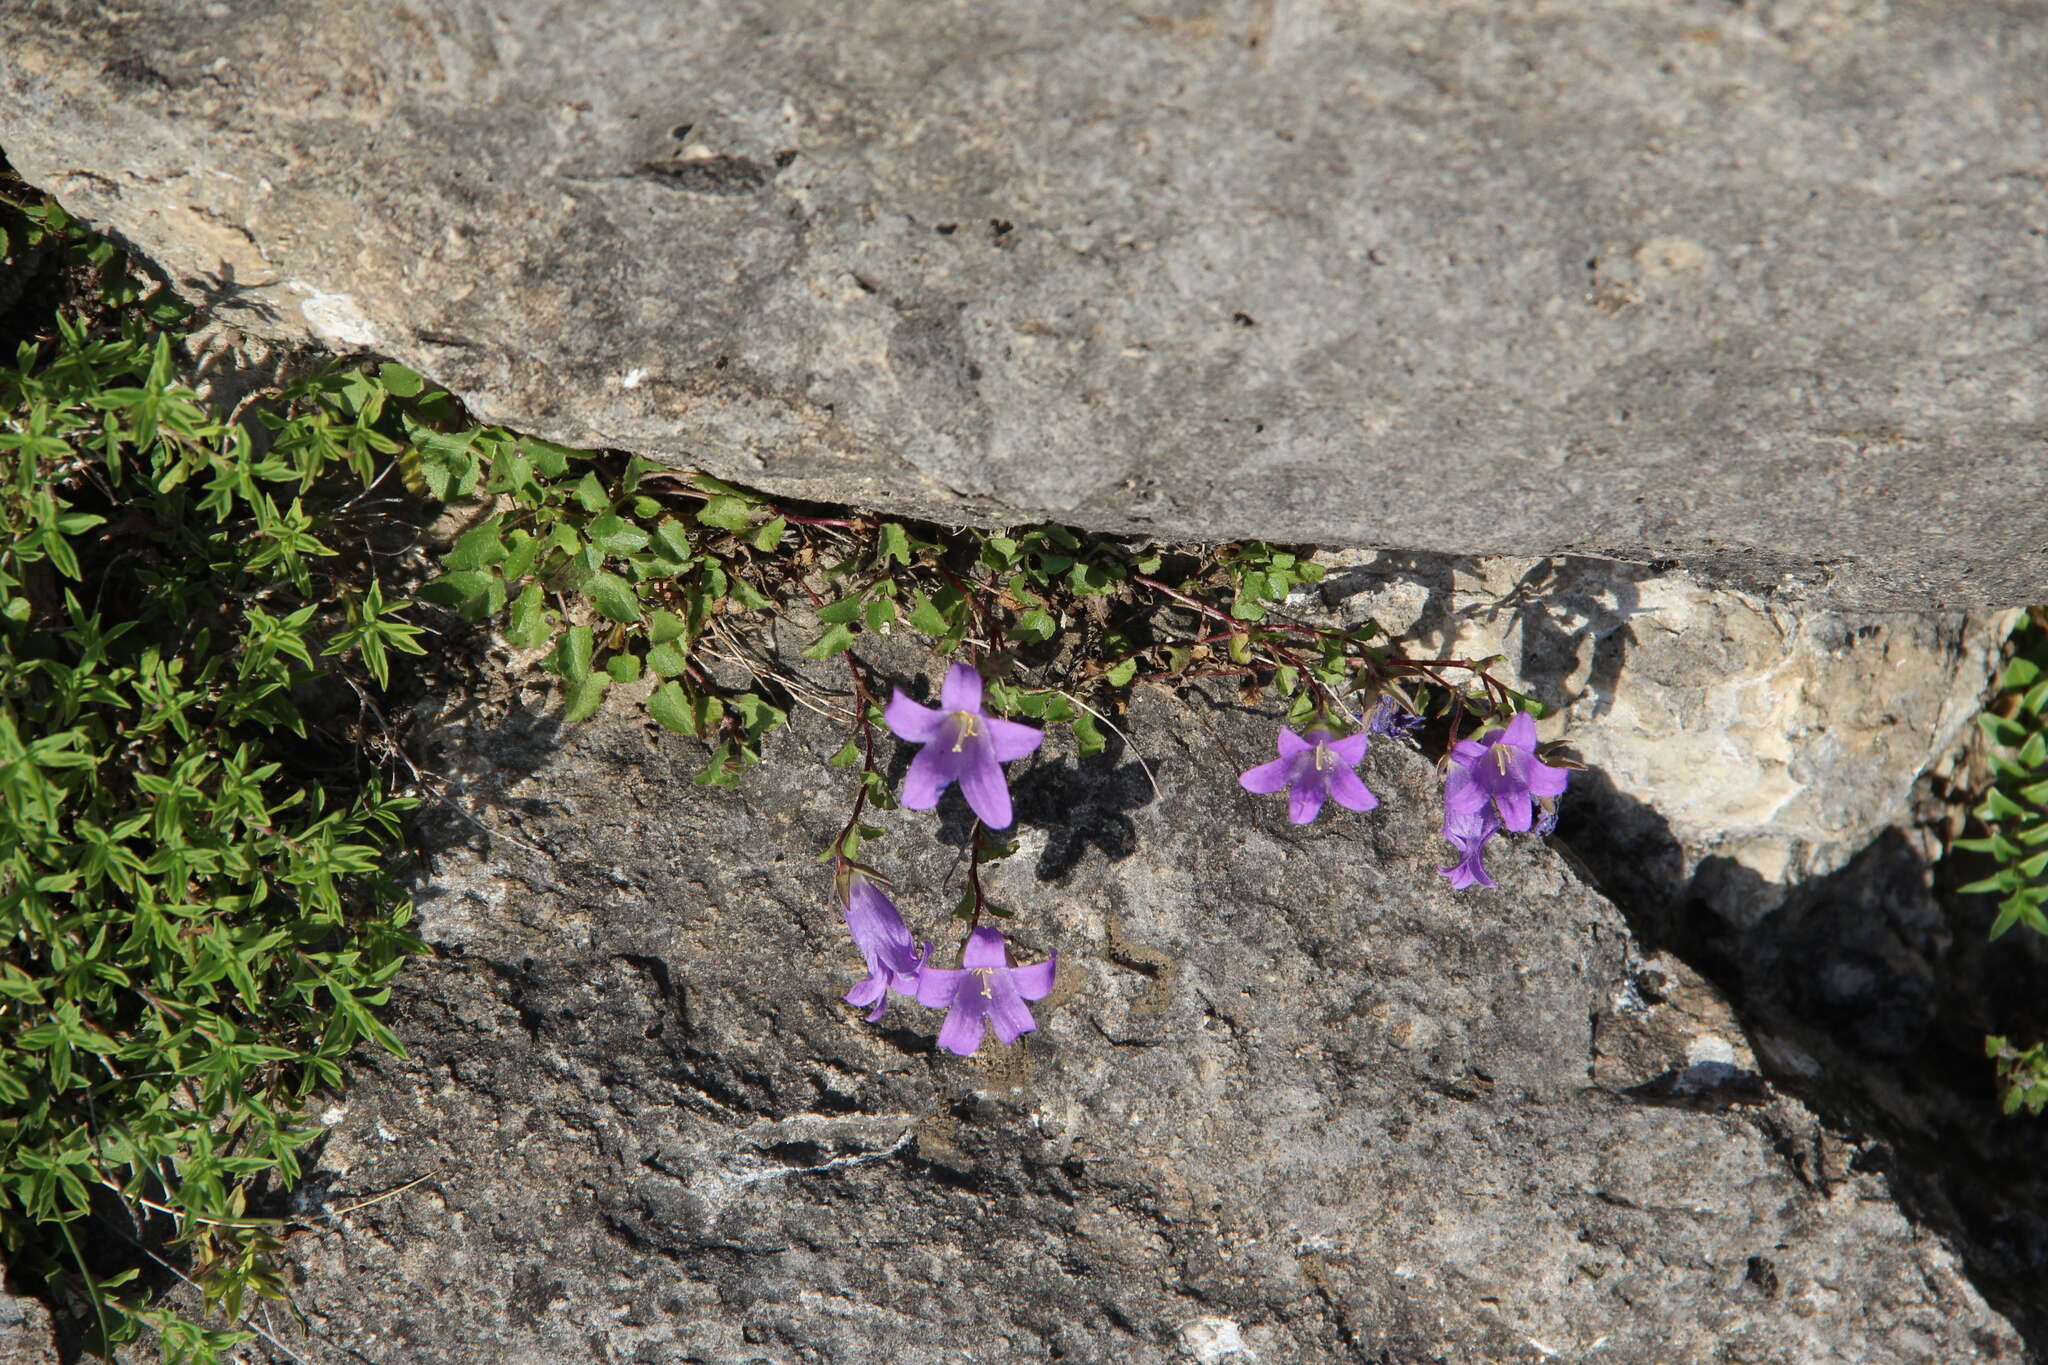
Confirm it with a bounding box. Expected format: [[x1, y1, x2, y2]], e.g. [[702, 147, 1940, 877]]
[[1179, 1317, 1257, 1363]]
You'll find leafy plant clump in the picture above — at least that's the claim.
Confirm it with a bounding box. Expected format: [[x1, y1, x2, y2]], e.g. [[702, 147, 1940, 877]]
[[1, 185, 434, 1360], [1960, 608, 2048, 1113]]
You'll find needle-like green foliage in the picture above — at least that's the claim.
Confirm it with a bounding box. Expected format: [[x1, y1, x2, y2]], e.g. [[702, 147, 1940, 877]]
[[1, 187, 424, 1361]]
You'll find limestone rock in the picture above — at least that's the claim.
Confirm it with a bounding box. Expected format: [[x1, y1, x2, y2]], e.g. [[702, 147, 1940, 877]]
[[244, 667, 2019, 1362], [3, 2, 2046, 606], [1311, 553, 2010, 920]]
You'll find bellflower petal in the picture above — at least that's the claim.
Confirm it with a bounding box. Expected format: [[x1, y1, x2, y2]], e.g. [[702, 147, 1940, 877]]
[[1494, 785, 1534, 833], [1527, 760, 1570, 799], [1325, 732, 1371, 767], [938, 661, 983, 713], [1238, 756, 1294, 795], [1367, 696, 1426, 738], [843, 974, 888, 1011], [960, 926, 1010, 969], [1287, 780, 1328, 825], [1439, 804, 1501, 891], [984, 715, 1045, 763], [902, 742, 965, 810], [883, 690, 947, 743], [914, 966, 965, 1008], [1326, 765, 1379, 812], [1009, 951, 1058, 1001], [936, 989, 992, 1055], [987, 975, 1038, 1044], [956, 751, 1013, 829], [1275, 728, 1313, 759]]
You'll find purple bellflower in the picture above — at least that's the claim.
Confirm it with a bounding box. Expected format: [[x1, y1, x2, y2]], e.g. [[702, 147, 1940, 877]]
[[1367, 696, 1426, 739], [1238, 726, 1378, 825], [1439, 803, 1501, 890], [839, 873, 929, 1022], [1443, 712, 1569, 833], [914, 926, 1057, 1056], [885, 663, 1043, 829]]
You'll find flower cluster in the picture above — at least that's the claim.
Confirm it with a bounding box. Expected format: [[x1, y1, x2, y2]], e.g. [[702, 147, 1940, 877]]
[[839, 874, 1057, 1053], [1234, 700, 1569, 891], [832, 663, 1057, 1056], [831, 656, 1571, 1056]]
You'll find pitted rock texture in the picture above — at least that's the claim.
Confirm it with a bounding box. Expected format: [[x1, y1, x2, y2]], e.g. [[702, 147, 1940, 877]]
[[4, 1, 2047, 607], [1309, 553, 2010, 920], [237, 671, 2020, 1364]]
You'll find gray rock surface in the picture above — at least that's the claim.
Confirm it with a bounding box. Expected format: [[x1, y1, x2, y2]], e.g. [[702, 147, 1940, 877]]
[[237, 654, 2021, 1364], [4, 1, 2047, 607], [0, 1279, 59, 1365]]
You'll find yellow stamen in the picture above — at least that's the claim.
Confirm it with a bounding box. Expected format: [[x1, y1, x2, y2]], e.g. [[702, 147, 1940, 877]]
[[1314, 745, 1332, 771], [952, 711, 980, 753], [1493, 743, 1512, 775], [970, 967, 995, 998]]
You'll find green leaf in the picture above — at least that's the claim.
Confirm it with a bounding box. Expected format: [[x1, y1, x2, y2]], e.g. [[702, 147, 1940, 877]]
[[443, 520, 508, 572], [876, 522, 912, 565], [1981, 787, 2030, 822], [649, 609, 688, 645], [606, 653, 643, 684], [1011, 608, 1056, 644], [1072, 712, 1107, 757], [418, 569, 506, 621], [828, 737, 861, 768], [1104, 658, 1138, 687], [803, 623, 858, 659], [817, 597, 865, 625], [750, 517, 787, 551], [588, 513, 651, 556], [697, 495, 754, 531], [647, 641, 688, 678], [906, 590, 950, 636], [378, 362, 425, 397], [569, 470, 607, 511], [506, 583, 552, 649], [2000, 657, 2043, 692], [554, 624, 594, 681], [563, 672, 611, 722], [647, 681, 698, 733], [1980, 713, 2028, 747], [586, 571, 641, 623], [865, 598, 897, 635], [522, 435, 575, 477]]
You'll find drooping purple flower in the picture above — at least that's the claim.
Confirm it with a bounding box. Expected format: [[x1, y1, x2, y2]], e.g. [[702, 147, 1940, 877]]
[[1439, 803, 1501, 890], [1367, 696, 1426, 739], [1443, 712, 1569, 834], [1238, 726, 1378, 825], [914, 927, 1057, 1056], [885, 663, 1043, 829], [839, 873, 929, 1022]]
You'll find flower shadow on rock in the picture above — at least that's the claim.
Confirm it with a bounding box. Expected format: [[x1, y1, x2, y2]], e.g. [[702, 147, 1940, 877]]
[[922, 752, 1159, 882]]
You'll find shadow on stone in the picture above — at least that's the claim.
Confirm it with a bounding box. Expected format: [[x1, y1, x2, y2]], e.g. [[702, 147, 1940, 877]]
[[1561, 769, 2048, 1354]]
